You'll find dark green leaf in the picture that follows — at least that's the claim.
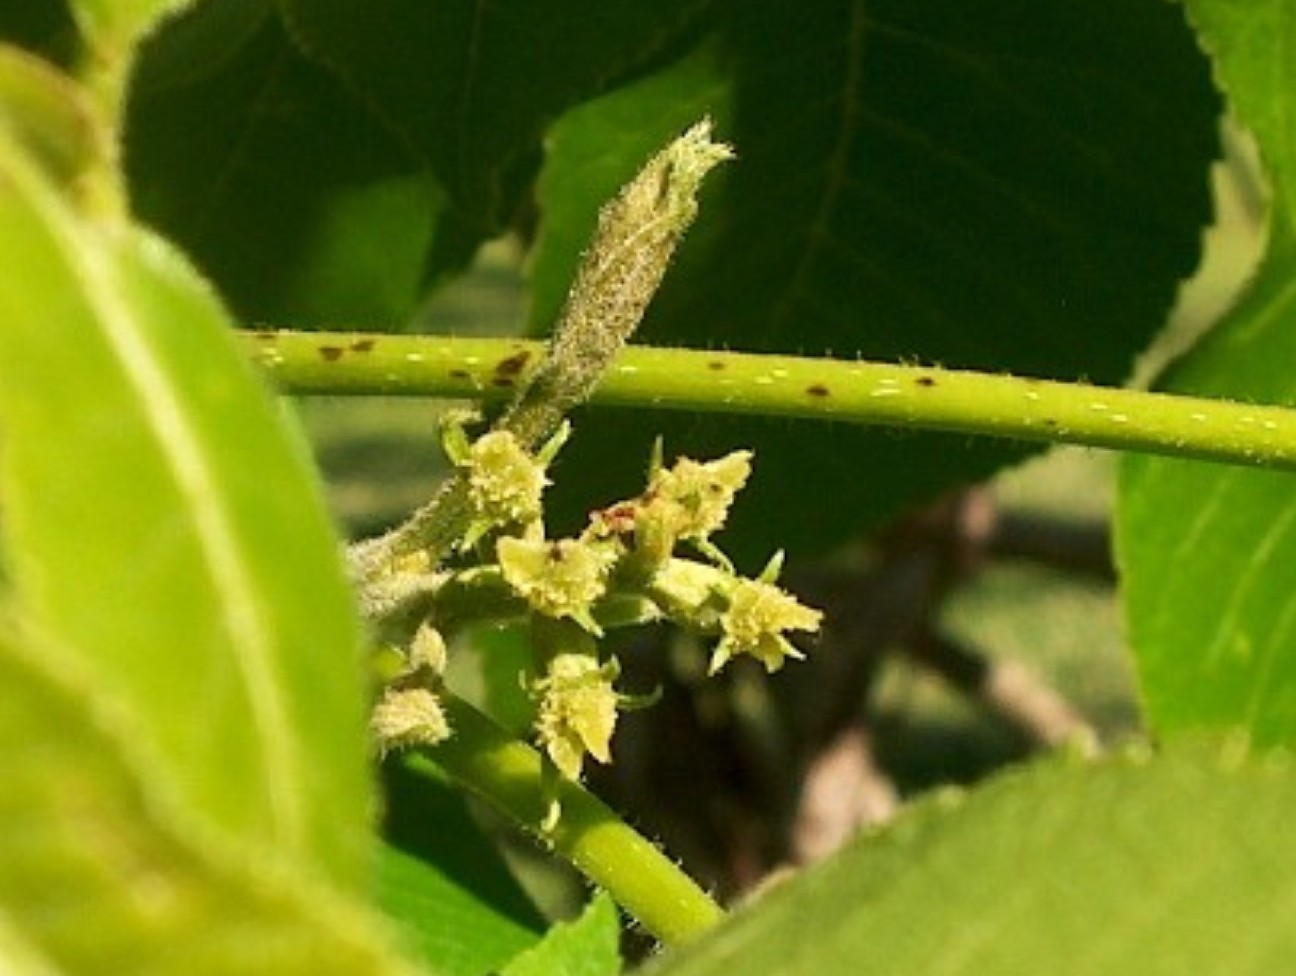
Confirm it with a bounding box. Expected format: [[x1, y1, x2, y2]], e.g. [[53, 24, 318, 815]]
[[0, 1, 80, 69], [0, 626, 424, 975], [378, 758, 545, 976], [501, 892, 621, 976], [537, 0, 1218, 559], [1116, 0, 1296, 746], [0, 125, 372, 885], [125, 0, 440, 325], [69, 0, 201, 75], [646, 742, 1296, 976], [277, 0, 712, 246]]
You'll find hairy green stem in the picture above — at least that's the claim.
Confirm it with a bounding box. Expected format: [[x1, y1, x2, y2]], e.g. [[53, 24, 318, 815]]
[[247, 331, 1296, 473], [426, 692, 726, 945]]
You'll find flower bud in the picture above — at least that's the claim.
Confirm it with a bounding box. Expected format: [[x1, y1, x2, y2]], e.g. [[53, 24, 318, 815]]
[[371, 686, 450, 753]]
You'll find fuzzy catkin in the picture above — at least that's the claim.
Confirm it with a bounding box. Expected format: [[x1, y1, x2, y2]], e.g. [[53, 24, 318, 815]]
[[500, 120, 733, 447]]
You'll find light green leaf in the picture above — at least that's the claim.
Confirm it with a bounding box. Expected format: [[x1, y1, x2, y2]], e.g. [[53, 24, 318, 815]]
[[0, 44, 102, 188], [646, 742, 1296, 976], [0, 624, 424, 975], [501, 893, 621, 976], [378, 846, 540, 976], [0, 127, 371, 883], [0, 917, 60, 976], [1115, 0, 1296, 746]]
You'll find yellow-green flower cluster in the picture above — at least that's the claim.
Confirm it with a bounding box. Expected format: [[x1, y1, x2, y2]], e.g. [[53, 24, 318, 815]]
[[650, 551, 821, 674], [369, 424, 822, 781], [467, 431, 547, 522]]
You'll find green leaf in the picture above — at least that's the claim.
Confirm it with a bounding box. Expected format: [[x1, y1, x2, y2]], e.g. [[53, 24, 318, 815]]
[[124, 0, 441, 325], [536, 0, 1218, 559], [0, 44, 102, 188], [0, 2, 80, 70], [0, 918, 60, 976], [378, 758, 545, 976], [645, 742, 1296, 976], [277, 0, 711, 242], [0, 125, 372, 884], [0, 625, 424, 975], [501, 892, 621, 976], [1115, 0, 1296, 747], [125, 0, 714, 326], [69, 0, 197, 79]]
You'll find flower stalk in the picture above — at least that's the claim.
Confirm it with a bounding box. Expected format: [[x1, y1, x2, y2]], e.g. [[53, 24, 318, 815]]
[[423, 693, 726, 945]]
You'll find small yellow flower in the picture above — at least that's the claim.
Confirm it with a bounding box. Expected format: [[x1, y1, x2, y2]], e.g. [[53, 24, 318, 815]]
[[533, 653, 621, 780], [643, 450, 752, 543], [464, 431, 548, 533], [711, 567, 821, 674], [444, 421, 572, 550], [497, 536, 617, 633]]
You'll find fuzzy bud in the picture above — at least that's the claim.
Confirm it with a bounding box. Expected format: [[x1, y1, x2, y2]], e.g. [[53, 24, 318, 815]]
[[371, 686, 450, 753], [500, 120, 734, 446]]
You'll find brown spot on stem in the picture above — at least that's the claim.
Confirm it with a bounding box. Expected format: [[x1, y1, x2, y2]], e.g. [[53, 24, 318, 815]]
[[319, 345, 344, 362], [708, 360, 726, 371], [449, 369, 471, 380], [351, 338, 376, 353], [806, 383, 831, 398], [493, 350, 532, 379], [491, 377, 516, 388], [915, 375, 936, 387]]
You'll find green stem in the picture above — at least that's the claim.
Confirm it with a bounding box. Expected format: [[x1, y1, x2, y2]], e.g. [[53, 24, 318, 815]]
[[247, 330, 1296, 473], [427, 692, 725, 945]]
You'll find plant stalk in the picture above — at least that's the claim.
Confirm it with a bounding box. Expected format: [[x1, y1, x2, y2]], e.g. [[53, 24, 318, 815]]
[[426, 692, 726, 945], [247, 331, 1296, 473]]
